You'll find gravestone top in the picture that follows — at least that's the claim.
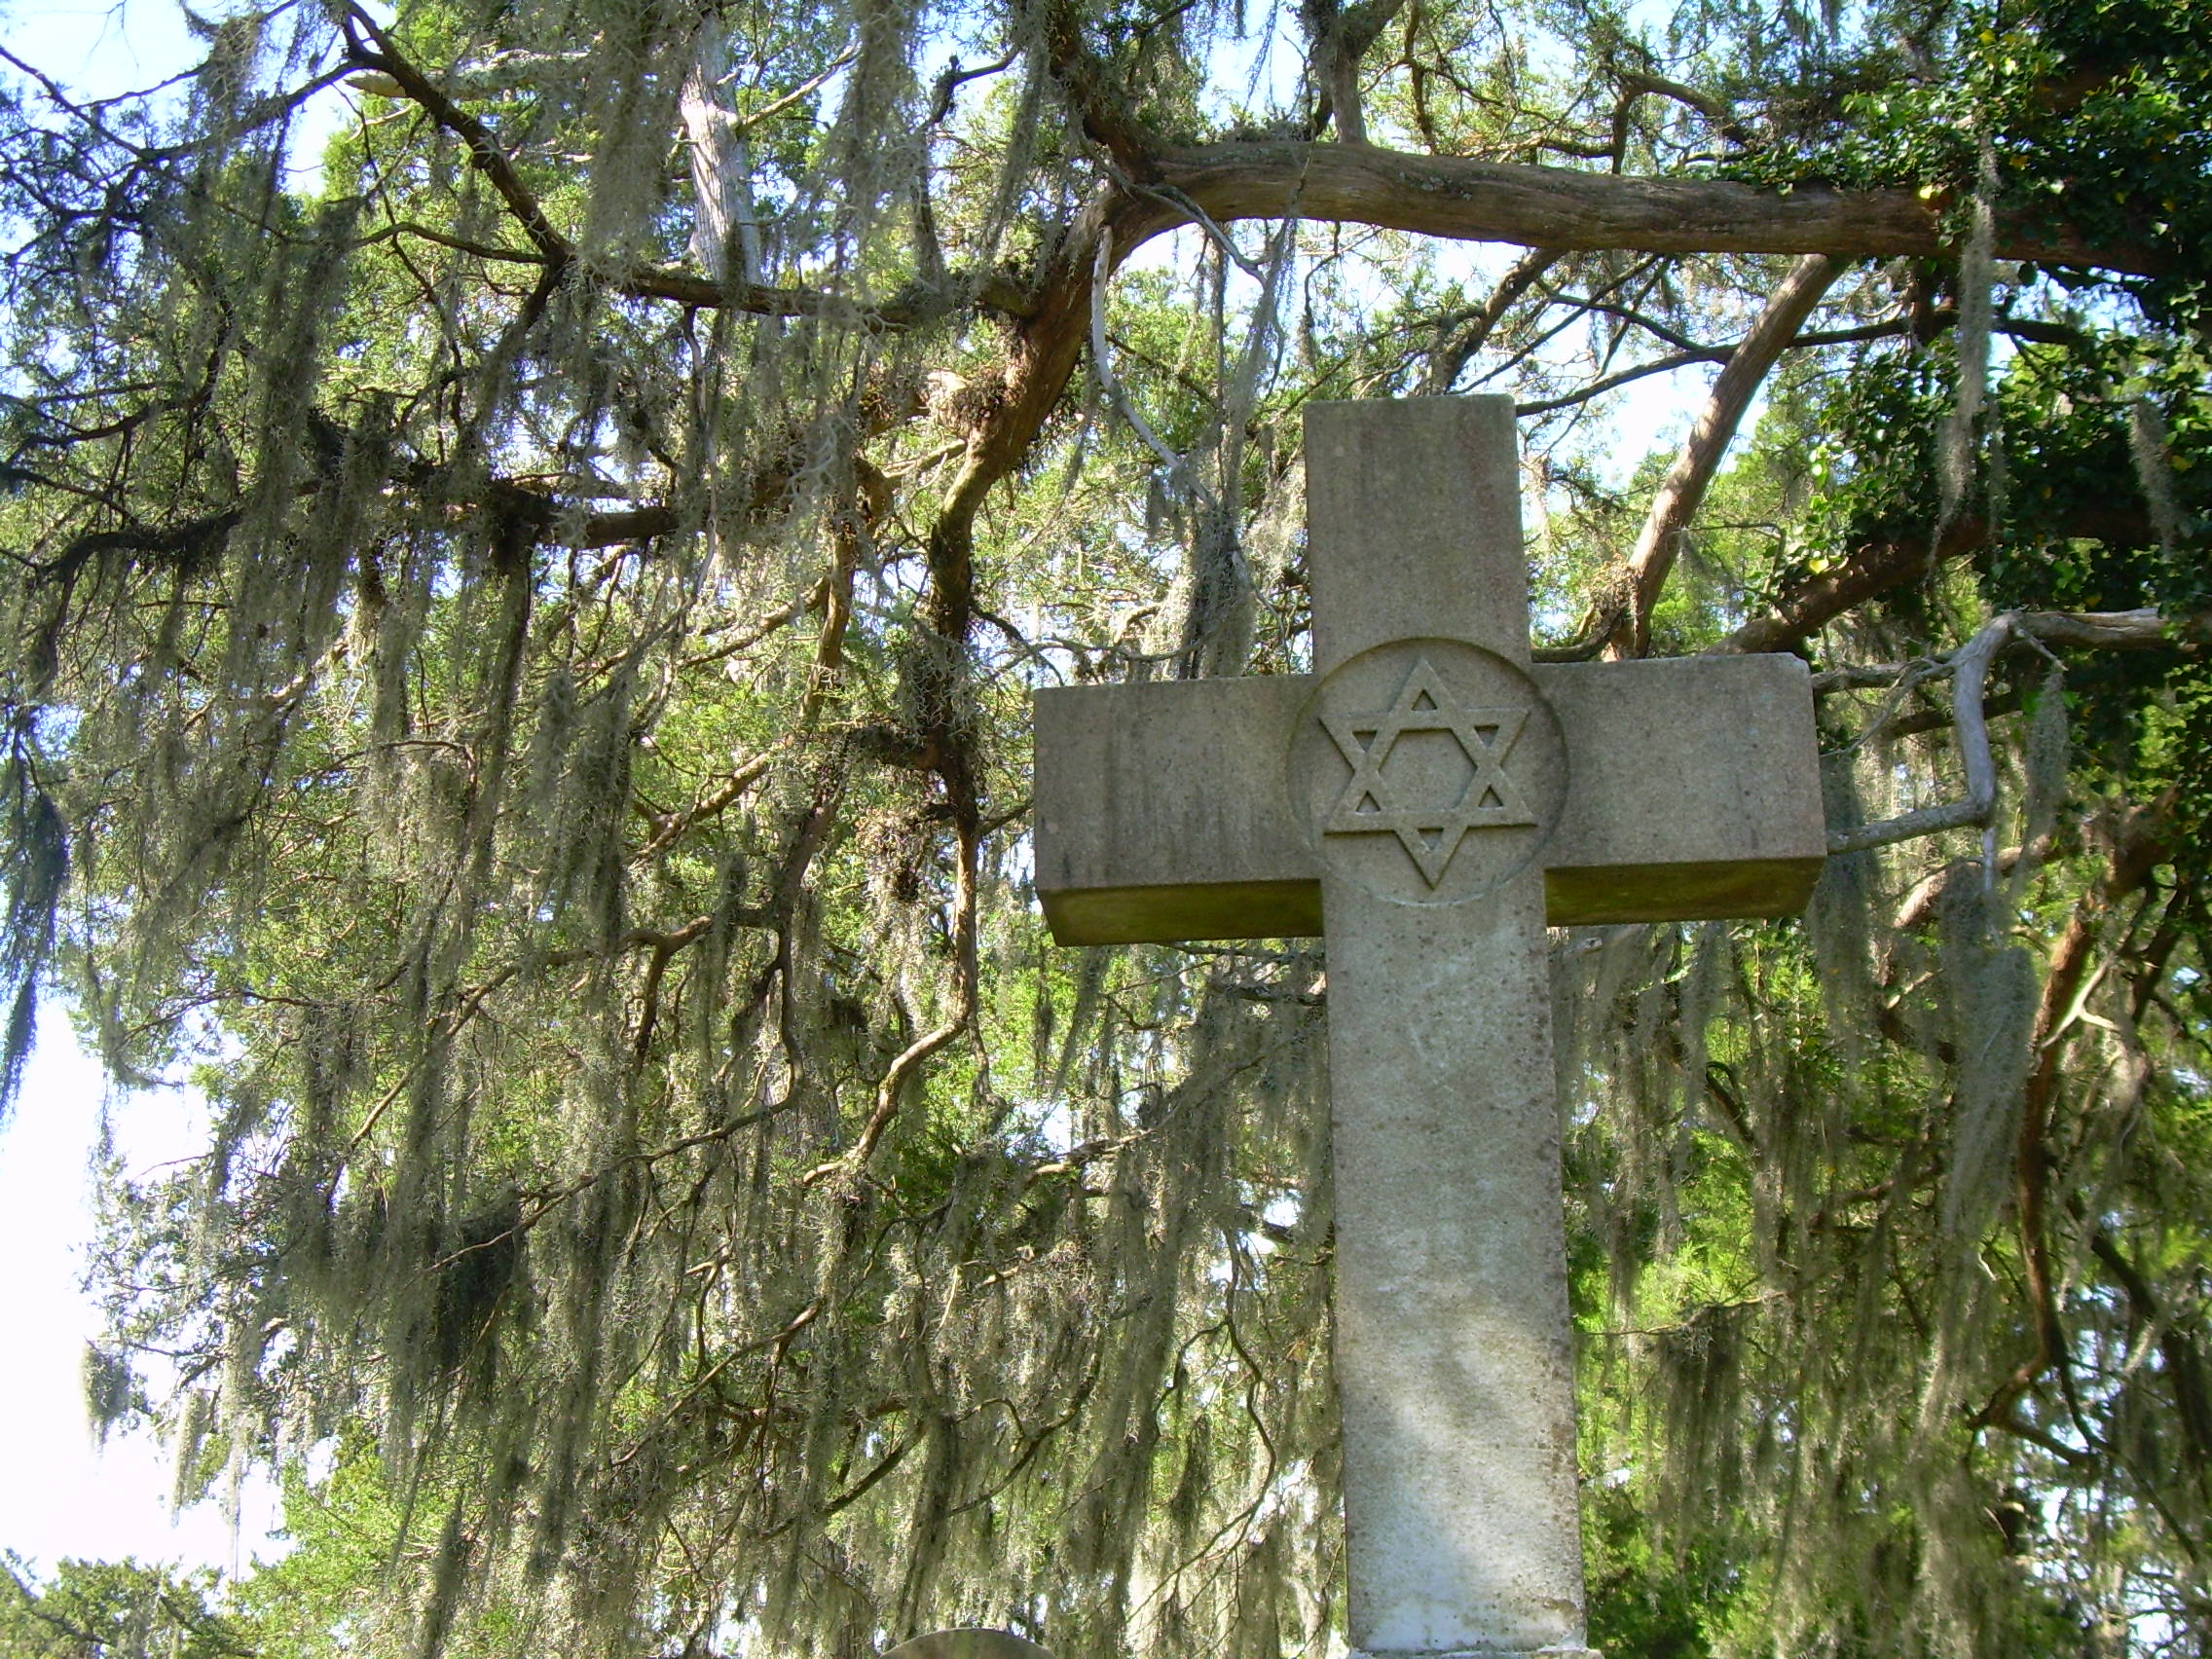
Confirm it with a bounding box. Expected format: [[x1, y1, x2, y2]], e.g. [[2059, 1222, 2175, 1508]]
[[1030, 395, 1825, 1659], [882, 1631, 1056, 1659]]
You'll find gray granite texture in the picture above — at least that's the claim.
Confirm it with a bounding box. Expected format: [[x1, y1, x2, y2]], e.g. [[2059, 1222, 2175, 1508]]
[[1031, 396, 1825, 1658]]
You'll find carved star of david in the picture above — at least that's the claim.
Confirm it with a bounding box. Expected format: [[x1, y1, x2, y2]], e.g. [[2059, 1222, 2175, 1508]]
[[1319, 655, 1536, 887]]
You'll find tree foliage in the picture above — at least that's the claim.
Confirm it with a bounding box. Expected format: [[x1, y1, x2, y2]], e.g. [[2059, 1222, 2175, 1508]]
[[3, 0, 2211, 1653], [1, 1552, 250, 1659]]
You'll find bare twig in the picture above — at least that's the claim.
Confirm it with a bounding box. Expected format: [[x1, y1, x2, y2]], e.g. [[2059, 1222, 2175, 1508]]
[[1825, 615, 2011, 857], [1089, 230, 1217, 508], [1821, 608, 2200, 857]]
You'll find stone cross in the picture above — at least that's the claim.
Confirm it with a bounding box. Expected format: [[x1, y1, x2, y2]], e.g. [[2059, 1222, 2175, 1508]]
[[1031, 397, 1826, 1659]]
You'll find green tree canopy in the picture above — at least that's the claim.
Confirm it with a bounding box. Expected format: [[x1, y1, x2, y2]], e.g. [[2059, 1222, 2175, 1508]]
[[3, 0, 2210, 1653], [2, 1552, 250, 1659]]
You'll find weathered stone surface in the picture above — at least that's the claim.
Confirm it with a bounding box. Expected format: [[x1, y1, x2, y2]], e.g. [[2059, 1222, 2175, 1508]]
[[1326, 877, 1584, 1653], [882, 1631, 1056, 1659], [1029, 394, 1826, 1659], [1032, 674, 1318, 943], [1303, 397, 1589, 1656], [1540, 653, 1824, 922], [1034, 654, 1823, 944]]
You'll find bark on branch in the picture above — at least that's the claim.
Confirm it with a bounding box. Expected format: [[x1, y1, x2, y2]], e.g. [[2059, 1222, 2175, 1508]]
[[1825, 614, 2013, 857], [1032, 0, 1165, 169], [1714, 504, 2158, 656], [1302, 0, 1409, 145], [1153, 141, 2167, 274], [1607, 252, 1843, 658]]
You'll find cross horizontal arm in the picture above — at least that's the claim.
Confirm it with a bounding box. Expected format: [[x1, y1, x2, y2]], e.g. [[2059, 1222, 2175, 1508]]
[[1032, 654, 1825, 946]]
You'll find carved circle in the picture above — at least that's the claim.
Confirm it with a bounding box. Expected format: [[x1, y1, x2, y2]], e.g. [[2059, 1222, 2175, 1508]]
[[1288, 638, 1566, 906], [882, 1634, 1058, 1659]]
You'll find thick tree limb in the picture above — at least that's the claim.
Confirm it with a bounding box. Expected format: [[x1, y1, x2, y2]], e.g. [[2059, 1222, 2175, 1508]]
[[2014, 607, 2210, 650], [1154, 141, 2167, 275], [1302, 0, 1409, 145], [1718, 524, 1979, 655], [1033, 0, 1165, 169], [36, 507, 246, 585], [1714, 499, 2162, 656], [1607, 252, 1842, 657]]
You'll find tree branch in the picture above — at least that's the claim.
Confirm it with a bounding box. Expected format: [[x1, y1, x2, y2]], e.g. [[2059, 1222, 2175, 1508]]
[[1973, 794, 2174, 1433], [1608, 252, 1842, 657], [347, 11, 892, 321], [1715, 506, 2158, 656], [1613, 66, 1752, 146], [1303, 0, 1408, 145], [1824, 613, 2010, 856], [1032, 0, 1165, 171], [1154, 141, 2168, 274], [1822, 608, 2202, 856], [342, 6, 571, 266], [1516, 319, 1880, 415], [1421, 246, 1561, 393]]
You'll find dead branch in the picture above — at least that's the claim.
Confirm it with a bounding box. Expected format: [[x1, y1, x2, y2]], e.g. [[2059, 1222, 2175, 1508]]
[[1823, 606, 2200, 856], [1820, 614, 2018, 856]]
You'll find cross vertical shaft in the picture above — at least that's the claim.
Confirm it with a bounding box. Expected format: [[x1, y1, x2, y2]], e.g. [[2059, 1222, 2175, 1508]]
[[1306, 400, 1586, 1657]]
